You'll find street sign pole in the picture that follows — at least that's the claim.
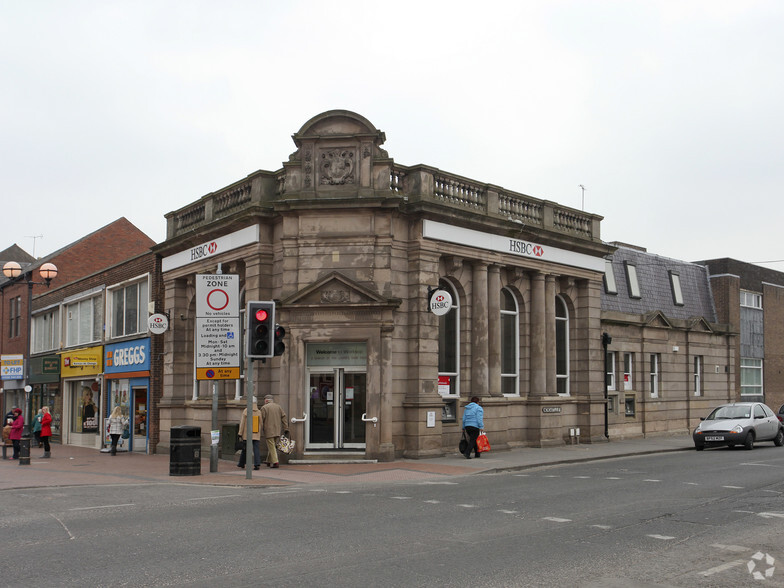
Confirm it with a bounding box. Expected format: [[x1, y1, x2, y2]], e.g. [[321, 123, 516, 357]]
[[245, 359, 254, 480]]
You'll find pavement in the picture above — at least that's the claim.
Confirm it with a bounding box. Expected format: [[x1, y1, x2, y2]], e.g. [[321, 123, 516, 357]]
[[0, 434, 693, 491]]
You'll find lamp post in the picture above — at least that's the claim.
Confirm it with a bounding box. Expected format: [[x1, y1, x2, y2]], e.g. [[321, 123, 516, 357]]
[[2, 260, 58, 435]]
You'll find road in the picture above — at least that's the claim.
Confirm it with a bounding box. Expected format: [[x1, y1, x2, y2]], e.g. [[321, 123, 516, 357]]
[[3, 447, 784, 587]]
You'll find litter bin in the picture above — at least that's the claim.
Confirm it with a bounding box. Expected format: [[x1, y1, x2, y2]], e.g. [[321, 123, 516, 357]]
[[169, 426, 201, 476]]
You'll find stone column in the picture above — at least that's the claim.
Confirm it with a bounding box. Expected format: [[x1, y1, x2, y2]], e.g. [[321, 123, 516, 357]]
[[530, 272, 546, 395], [545, 274, 557, 396], [472, 262, 489, 398], [487, 265, 502, 396]]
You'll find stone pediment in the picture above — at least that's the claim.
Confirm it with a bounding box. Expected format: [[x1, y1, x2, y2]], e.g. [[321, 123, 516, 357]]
[[283, 272, 389, 306], [643, 310, 672, 329], [687, 316, 714, 333]]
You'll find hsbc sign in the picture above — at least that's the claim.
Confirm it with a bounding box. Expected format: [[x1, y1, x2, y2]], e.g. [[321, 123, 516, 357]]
[[162, 225, 259, 272], [429, 289, 453, 316]]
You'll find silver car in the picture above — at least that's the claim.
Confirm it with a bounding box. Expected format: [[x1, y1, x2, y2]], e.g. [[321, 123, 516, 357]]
[[693, 402, 784, 451]]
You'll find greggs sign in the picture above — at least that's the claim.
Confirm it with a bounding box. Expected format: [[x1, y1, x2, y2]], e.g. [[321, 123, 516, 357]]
[[162, 225, 260, 272]]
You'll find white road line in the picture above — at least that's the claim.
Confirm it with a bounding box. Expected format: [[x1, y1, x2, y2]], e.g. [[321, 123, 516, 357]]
[[333, 490, 352, 494], [185, 494, 241, 501], [391, 496, 411, 500], [423, 500, 441, 504], [498, 510, 518, 514], [647, 534, 675, 540], [50, 514, 74, 540], [683, 482, 699, 485], [605, 477, 621, 480], [514, 474, 530, 477], [643, 479, 661, 483], [699, 560, 746, 576], [722, 485, 744, 489], [544, 475, 560, 478], [758, 512, 784, 519], [69, 503, 135, 511], [590, 524, 612, 529], [458, 504, 477, 508], [573, 476, 590, 479], [711, 544, 750, 552], [420, 481, 459, 485], [542, 517, 572, 523]]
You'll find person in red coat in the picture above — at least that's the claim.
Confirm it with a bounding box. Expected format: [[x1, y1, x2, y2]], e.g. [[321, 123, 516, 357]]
[[9, 408, 23, 459], [40, 406, 53, 458]]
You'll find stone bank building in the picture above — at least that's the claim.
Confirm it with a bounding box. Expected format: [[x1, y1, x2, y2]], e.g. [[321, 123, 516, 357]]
[[155, 110, 621, 460]]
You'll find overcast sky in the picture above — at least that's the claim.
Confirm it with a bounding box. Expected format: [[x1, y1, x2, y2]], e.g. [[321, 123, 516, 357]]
[[2, 1, 782, 270]]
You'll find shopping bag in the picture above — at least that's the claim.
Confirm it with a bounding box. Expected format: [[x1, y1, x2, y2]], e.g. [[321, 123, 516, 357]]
[[458, 430, 468, 454], [476, 432, 491, 453], [235, 437, 245, 451], [276, 433, 295, 455]]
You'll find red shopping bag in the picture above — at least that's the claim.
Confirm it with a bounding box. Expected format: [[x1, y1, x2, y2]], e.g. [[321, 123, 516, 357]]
[[476, 432, 491, 453]]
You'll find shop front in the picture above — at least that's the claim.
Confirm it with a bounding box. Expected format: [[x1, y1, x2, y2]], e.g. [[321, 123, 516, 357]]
[[29, 355, 62, 442], [104, 338, 151, 453], [59, 346, 103, 449]]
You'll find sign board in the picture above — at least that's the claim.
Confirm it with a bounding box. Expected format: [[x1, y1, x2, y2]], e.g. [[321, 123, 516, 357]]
[[148, 313, 169, 334], [1, 355, 24, 380], [162, 225, 259, 272], [196, 274, 240, 380], [429, 289, 453, 316]]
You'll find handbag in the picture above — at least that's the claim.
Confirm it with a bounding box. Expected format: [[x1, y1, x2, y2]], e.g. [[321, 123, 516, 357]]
[[275, 432, 295, 455], [234, 437, 245, 451], [121, 426, 130, 440], [458, 430, 468, 454], [476, 431, 491, 453]]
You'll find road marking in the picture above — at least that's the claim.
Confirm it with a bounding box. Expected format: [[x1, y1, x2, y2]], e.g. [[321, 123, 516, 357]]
[[391, 496, 411, 500], [333, 490, 352, 494], [758, 512, 784, 519], [573, 476, 590, 479], [711, 544, 750, 552], [423, 500, 441, 504], [722, 485, 743, 489], [590, 524, 612, 529], [762, 489, 782, 495], [683, 482, 699, 485], [458, 504, 477, 508], [420, 481, 458, 485], [50, 514, 74, 540], [69, 503, 135, 511], [643, 479, 661, 483], [605, 477, 621, 480], [699, 560, 746, 576], [646, 534, 675, 540], [544, 475, 560, 478], [185, 494, 241, 501], [498, 510, 518, 514], [542, 517, 571, 523], [514, 474, 530, 477]]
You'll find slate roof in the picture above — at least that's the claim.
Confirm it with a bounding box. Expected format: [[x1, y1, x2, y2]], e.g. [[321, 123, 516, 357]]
[[601, 244, 717, 322]]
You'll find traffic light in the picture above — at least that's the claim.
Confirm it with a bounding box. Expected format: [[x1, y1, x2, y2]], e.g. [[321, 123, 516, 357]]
[[246, 301, 275, 359], [273, 324, 286, 356]]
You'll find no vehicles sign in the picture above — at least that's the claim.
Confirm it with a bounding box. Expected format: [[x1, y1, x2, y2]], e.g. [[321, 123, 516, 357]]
[[196, 275, 240, 380]]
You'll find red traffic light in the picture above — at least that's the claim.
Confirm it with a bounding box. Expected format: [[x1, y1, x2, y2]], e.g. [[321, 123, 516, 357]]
[[255, 308, 269, 322]]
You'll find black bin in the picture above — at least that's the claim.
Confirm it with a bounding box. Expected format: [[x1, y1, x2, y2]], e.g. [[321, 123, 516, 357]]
[[169, 426, 201, 476]]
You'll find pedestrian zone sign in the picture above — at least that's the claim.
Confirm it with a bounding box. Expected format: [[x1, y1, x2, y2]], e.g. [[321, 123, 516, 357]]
[[195, 274, 240, 380]]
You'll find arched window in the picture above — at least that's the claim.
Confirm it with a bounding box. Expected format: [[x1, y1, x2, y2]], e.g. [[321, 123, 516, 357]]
[[555, 295, 569, 396], [438, 280, 459, 396], [501, 288, 519, 395]]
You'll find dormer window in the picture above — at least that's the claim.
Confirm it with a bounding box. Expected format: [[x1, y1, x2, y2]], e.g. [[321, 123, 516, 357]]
[[625, 262, 641, 299], [604, 260, 617, 295], [669, 271, 684, 306]]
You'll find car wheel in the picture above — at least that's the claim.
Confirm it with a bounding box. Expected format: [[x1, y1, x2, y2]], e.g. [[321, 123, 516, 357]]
[[744, 431, 755, 451], [774, 429, 784, 447]]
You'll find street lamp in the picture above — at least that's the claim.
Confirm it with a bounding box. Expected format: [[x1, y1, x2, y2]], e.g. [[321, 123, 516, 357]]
[[2, 260, 58, 435]]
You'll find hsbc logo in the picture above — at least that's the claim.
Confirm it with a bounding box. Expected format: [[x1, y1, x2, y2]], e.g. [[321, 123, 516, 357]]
[[509, 239, 545, 258], [191, 241, 219, 261]]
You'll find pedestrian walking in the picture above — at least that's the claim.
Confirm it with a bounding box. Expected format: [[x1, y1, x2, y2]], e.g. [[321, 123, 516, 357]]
[[32, 409, 43, 448], [260, 394, 288, 468], [2, 418, 12, 458], [237, 397, 262, 470], [9, 408, 23, 460], [40, 406, 53, 458], [462, 396, 484, 459], [106, 406, 128, 456]]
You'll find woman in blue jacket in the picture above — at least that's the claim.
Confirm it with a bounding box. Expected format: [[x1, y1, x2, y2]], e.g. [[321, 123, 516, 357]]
[[462, 396, 484, 459]]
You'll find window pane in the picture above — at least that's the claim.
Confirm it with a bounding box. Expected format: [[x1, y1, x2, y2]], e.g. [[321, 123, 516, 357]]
[[604, 260, 617, 294], [92, 296, 103, 342], [626, 263, 641, 298], [501, 313, 515, 372], [125, 283, 138, 335], [113, 289, 124, 336]]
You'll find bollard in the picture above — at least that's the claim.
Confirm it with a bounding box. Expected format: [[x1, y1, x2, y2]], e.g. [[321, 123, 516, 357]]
[[19, 437, 31, 466]]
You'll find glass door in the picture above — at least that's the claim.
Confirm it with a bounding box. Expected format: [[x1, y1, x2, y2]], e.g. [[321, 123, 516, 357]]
[[307, 369, 366, 449], [132, 387, 148, 453]]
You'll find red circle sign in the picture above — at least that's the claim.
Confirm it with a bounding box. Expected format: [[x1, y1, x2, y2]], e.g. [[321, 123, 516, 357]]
[[206, 289, 229, 311]]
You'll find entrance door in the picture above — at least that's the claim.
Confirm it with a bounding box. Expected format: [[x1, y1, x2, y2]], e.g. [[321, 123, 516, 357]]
[[308, 369, 366, 449], [131, 387, 148, 453]]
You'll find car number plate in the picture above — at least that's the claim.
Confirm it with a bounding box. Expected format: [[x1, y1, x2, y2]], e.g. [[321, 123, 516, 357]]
[[705, 436, 724, 441]]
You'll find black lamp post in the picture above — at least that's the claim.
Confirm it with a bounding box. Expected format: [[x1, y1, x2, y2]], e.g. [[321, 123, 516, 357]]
[[602, 332, 612, 439], [2, 260, 58, 438]]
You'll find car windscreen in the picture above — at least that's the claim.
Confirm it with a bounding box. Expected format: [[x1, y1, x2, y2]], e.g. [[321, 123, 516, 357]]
[[707, 406, 751, 420]]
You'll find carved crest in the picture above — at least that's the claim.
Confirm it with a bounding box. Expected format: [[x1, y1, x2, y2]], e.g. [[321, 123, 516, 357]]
[[320, 149, 355, 185]]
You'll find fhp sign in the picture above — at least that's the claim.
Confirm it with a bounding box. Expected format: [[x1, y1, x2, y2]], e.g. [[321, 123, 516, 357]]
[[429, 289, 453, 316], [1, 355, 24, 380]]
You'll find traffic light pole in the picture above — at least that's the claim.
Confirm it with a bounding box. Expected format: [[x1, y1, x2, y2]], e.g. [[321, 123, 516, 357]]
[[210, 381, 219, 472], [245, 358, 254, 480]]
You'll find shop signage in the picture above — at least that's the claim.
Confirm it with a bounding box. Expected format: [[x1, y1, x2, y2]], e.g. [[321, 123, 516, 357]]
[[306, 343, 367, 367], [429, 289, 453, 316], [422, 220, 605, 272], [105, 338, 151, 374], [60, 347, 103, 377], [1, 355, 24, 380], [162, 225, 259, 272], [148, 313, 169, 334], [195, 274, 240, 380], [542, 406, 562, 413]]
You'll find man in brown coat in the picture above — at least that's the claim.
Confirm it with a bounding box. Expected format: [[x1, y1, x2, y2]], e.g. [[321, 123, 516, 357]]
[[260, 394, 288, 468]]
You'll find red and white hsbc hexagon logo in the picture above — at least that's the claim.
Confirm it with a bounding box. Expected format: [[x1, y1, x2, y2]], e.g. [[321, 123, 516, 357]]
[[191, 241, 218, 261], [533, 245, 544, 257]]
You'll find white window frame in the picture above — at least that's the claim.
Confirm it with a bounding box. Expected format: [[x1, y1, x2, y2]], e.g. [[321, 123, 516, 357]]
[[740, 290, 762, 309], [107, 274, 150, 339], [32, 306, 60, 353], [693, 355, 702, 396], [740, 358, 763, 396], [649, 353, 660, 398], [555, 295, 570, 396], [625, 262, 641, 299], [500, 287, 519, 396], [437, 279, 459, 398], [65, 288, 104, 348], [623, 352, 633, 391], [606, 351, 616, 391], [669, 271, 684, 306], [604, 260, 617, 295]]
